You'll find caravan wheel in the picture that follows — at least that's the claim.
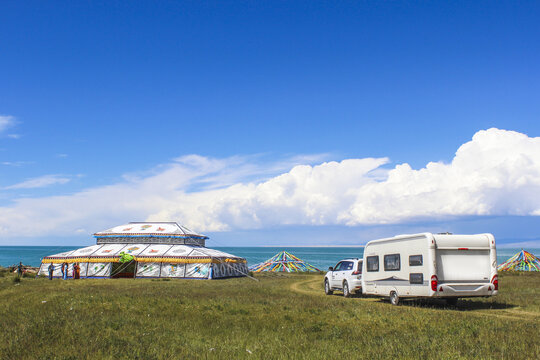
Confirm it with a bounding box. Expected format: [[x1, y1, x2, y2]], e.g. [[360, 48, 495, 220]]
[[390, 291, 400, 306]]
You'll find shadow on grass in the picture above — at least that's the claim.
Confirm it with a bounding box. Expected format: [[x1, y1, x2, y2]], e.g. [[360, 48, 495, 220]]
[[329, 292, 517, 311], [399, 298, 516, 311], [326, 292, 373, 299]]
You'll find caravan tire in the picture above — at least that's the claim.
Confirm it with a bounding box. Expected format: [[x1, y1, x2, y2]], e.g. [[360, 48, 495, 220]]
[[343, 281, 351, 298], [324, 279, 333, 295], [390, 291, 400, 306]]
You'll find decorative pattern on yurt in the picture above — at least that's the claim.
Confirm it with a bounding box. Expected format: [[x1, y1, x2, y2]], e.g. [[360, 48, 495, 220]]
[[38, 222, 248, 279]]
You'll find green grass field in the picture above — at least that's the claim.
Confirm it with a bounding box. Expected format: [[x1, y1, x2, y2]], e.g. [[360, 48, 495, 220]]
[[0, 270, 538, 359]]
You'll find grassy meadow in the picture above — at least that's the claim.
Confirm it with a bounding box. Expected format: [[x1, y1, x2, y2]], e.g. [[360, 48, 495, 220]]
[[0, 269, 538, 359]]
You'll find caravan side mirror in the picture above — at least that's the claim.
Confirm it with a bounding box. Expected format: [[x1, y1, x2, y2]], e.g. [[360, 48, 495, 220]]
[[328, 267, 333, 271]]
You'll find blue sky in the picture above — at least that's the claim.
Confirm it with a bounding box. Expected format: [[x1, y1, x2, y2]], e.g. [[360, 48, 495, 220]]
[[1, 1, 539, 246]]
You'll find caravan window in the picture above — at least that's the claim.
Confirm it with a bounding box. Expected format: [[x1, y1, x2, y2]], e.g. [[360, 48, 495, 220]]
[[409, 255, 423, 266], [409, 273, 423, 284], [384, 254, 400, 271], [366, 256, 379, 272]]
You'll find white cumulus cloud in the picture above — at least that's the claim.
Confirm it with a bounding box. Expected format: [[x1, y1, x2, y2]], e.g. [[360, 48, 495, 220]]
[[0, 128, 539, 238], [343, 128, 540, 224]]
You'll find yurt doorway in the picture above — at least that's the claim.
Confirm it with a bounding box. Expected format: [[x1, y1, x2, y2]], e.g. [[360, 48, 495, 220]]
[[111, 261, 136, 278]]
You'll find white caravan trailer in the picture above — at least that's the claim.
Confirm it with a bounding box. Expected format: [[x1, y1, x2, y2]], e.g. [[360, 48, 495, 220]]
[[361, 233, 498, 305]]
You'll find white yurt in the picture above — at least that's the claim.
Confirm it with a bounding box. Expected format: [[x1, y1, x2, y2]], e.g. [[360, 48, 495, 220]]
[[37, 222, 248, 279]]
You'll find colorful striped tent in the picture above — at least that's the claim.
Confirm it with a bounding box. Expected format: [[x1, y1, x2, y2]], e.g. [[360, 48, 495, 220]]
[[249, 251, 320, 273], [497, 250, 540, 272], [38, 222, 247, 279]]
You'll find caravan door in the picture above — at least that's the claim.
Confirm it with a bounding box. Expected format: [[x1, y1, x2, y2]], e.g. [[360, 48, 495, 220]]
[[407, 254, 426, 296], [364, 255, 380, 294]]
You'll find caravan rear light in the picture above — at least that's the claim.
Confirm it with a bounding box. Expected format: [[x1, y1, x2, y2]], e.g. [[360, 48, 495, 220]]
[[491, 275, 498, 291], [431, 275, 438, 291]]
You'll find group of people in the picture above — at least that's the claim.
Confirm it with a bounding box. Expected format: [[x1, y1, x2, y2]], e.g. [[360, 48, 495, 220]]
[[47, 262, 81, 280]]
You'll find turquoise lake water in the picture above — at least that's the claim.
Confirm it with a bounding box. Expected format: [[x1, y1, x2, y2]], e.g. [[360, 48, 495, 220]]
[[0, 246, 535, 270]]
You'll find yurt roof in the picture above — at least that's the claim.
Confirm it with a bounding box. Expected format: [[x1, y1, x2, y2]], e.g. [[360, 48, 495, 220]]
[[42, 244, 244, 263], [94, 222, 208, 239]]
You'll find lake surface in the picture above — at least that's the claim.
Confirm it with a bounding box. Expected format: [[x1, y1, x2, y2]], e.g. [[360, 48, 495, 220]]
[[0, 246, 535, 270]]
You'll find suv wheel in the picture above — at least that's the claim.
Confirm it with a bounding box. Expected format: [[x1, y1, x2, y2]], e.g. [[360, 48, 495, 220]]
[[343, 281, 351, 298], [390, 291, 400, 306], [324, 279, 333, 295]]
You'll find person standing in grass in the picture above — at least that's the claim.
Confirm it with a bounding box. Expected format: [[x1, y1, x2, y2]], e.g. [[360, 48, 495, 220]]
[[73, 263, 80, 279], [48, 263, 54, 280], [17, 262, 23, 279], [61, 262, 68, 280]]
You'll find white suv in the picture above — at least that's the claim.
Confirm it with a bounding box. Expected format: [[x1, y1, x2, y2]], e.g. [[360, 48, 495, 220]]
[[324, 258, 363, 297]]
